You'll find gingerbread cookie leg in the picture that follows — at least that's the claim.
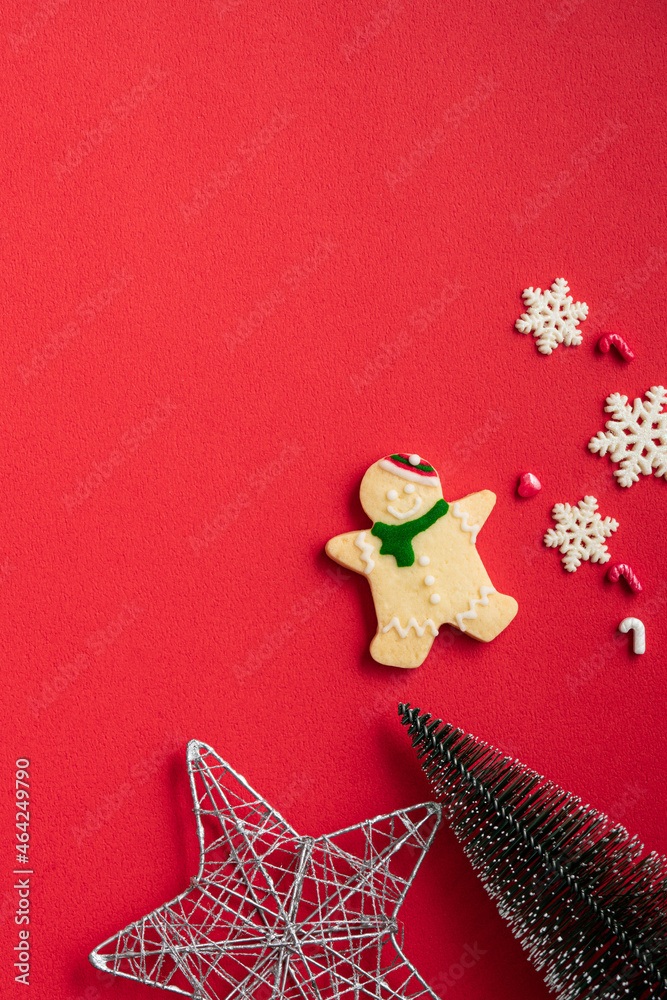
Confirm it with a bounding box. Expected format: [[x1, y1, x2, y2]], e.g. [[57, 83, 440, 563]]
[[453, 588, 518, 642], [370, 620, 438, 669]]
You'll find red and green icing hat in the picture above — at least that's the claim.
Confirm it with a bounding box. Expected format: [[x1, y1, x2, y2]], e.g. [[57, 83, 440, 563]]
[[378, 454, 440, 487]]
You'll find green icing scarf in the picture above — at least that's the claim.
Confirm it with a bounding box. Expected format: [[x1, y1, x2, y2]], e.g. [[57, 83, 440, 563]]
[[371, 499, 449, 567]]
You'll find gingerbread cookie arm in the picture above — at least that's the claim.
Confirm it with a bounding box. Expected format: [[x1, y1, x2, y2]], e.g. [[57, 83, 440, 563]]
[[449, 490, 496, 539], [326, 530, 377, 576]]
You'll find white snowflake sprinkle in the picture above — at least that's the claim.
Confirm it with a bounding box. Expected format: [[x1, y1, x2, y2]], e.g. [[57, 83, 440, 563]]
[[544, 496, 618, 573], [588, 385, 667, 488], [515, 278, 588, 355]]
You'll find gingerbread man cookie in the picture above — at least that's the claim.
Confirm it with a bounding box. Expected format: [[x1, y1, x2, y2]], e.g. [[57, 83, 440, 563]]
[[326, 454, 518, 668]]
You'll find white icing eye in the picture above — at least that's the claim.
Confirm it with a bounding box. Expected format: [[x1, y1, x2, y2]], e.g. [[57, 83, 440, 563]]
[[404, 483, 416, 494], [387, 489, 398, 501]]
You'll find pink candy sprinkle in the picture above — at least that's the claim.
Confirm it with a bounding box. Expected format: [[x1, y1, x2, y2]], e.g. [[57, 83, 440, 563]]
[[597, 332, 635, 361], [607, 563, 642, 593], [517, 472, 541, 498]]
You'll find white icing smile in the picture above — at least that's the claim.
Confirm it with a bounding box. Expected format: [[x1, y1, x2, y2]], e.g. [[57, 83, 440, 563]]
[[387, 495, 422, 520]]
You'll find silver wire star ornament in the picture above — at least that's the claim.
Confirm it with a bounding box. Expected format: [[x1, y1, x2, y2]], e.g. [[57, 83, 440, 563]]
[[90, 740, 442, 1000]]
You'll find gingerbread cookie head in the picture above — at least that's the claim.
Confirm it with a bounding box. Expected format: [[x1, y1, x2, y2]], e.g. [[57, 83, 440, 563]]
[[359, 454, 444, 524]]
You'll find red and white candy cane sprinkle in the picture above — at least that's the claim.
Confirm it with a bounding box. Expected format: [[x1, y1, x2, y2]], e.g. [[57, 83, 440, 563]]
[[597, 332, 635, 361], [607, 563, 642, 593]]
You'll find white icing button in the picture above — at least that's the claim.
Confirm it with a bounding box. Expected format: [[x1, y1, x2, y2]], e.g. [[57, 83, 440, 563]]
[[387, 489, 398, 500], [409, 454, 421, 466], [404, 483, 416, 494], [424, 575, 435, 586], [418, 555, 430, 566], [430, 593, 441, 604]]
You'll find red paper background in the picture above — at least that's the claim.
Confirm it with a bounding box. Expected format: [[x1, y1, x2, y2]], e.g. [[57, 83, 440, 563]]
[[1, 1, 666, 997]]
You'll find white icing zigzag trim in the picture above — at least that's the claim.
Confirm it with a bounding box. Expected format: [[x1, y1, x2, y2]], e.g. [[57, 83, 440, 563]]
[[455, 586, 496, 632], [381, 617, 439, 638], [451, 502, 480, 543], [354, 532, 375, 575]]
